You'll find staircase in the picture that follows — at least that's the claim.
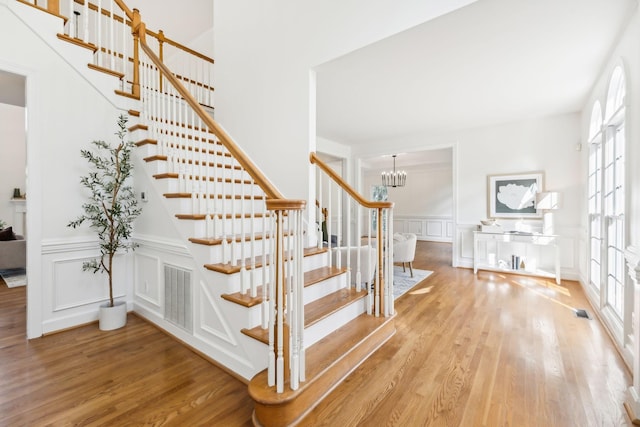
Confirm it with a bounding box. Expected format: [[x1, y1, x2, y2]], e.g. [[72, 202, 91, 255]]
[[11, 1, 396, 425]]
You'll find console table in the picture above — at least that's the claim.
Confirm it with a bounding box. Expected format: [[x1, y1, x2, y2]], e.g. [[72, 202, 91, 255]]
[[473, 231, 560, 284]]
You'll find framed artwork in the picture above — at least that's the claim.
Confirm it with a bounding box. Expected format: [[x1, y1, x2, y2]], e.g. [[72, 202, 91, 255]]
[[488, 172, 543, 218]]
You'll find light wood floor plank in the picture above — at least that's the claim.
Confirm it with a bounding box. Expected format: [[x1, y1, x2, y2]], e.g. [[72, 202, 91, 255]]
[[0, 241, 632, 426]]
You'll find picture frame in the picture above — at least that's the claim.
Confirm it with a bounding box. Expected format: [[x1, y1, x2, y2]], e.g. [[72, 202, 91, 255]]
[[488, 172, 543, 218]]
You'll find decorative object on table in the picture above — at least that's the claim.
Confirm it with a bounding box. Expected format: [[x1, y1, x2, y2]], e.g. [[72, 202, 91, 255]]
[[488, 172, 543, 218], [12, 188, 21, 198], [536, 191, 561, 235], [67, 115, 142, 331], [480, 218, 502, 232], [381, 154, 406, 187]]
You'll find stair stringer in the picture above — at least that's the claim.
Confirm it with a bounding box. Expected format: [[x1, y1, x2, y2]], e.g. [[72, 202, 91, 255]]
[[130, 142, 265, 380], [6, 0, 138, 111]]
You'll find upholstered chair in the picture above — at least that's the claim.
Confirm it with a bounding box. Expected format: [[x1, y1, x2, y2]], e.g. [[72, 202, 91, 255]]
[[393, 233, 417, 277]]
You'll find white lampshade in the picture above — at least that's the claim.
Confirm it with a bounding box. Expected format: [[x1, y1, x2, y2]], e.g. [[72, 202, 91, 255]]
[[536, 192, 561, 210]]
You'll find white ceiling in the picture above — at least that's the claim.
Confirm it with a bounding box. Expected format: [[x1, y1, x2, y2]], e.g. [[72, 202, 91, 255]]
[[316, 0, 637, 162]]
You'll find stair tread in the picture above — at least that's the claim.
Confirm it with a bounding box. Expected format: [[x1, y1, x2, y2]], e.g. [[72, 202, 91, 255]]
[[189, 233, 275, 246], [206, 248, 332, 275], [248, 313, 395, 404], [176, 212, 267, 220], [156, 173, 252, 185], [57, 33, 97, 52], [164, 193, 264, 200], [241, 283, 365, 343], [136, 137, 224, 150], [115, 89, 140, 100], [145, 155, 243, 170], [222, 263, 341, 307], [87, 63, 124, 79], [128, 123, 148, 132]]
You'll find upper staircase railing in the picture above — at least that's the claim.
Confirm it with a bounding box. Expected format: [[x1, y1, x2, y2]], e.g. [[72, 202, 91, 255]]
[[19, 0, 214, 104], [310, 153, 395, 317]]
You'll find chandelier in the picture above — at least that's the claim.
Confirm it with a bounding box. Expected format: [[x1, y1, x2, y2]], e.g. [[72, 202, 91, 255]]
[[381, 154, 406, 187]]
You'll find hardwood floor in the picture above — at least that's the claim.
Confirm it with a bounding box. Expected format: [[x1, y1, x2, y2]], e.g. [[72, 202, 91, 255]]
[[0, 242, 632, 426]]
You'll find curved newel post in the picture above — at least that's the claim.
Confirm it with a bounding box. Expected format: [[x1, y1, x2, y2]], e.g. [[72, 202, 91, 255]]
[[266, 199, 306, 393]]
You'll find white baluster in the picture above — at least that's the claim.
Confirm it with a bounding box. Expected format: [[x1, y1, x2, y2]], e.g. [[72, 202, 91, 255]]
[[387, 209, 394, 316], [96, 0, 102, 66], [82, 0, 88, 42], [250, 180, 257, 298], [121, 4, 126, 76], [367, 209, 372, 315], [109, 0, 114, 70]]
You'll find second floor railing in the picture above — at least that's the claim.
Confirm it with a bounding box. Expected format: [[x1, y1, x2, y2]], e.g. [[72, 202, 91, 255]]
[[19, 0, 214, 105]]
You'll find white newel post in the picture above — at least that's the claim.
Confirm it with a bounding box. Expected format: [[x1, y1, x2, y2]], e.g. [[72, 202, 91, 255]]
[[624, 245, 640, 424]]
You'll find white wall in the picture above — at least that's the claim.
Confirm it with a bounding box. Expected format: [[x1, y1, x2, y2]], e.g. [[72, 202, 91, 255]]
[[212, 0, 478, 203], [352, 113, 582, 274], [363, 165, 452, 217], [127, 0, 213, 56], [0, 103, 26, 229], [1, 2, 130, 336], [363, 164, 454, 242]]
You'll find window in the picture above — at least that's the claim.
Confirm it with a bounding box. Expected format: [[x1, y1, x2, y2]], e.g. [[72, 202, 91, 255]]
[[588, 65, 626, 323]]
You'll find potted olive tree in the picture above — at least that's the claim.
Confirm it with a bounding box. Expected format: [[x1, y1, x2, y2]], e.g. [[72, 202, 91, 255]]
[[68, 115, 142, 330]]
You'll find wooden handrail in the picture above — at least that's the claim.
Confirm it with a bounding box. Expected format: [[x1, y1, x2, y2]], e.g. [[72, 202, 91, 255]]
[[133, 13, 285, 201], [310, 152, 394, 210], [112, 0, 133, 19], [71, 0, 214, 64], [145, 28, 214, 64]]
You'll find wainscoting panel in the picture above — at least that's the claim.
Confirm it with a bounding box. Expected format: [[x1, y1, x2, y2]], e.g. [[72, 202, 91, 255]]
[[134, 252, 161, 308], [40, 238, 132, 334], [197, 279, 237, 346], [51, 255, 125, 312], [394, 216, 453, 242]]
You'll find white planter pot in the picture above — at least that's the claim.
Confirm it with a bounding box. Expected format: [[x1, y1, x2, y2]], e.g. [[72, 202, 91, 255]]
[[99, 301, 127, 331]]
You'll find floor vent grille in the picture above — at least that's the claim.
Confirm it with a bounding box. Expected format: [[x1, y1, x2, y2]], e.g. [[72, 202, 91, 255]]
[[575, 309, 591, 320]]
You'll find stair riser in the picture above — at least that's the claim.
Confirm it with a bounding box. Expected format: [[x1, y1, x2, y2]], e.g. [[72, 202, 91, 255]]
[[223, 273, 348, 329], [144, 158, 251, 180], [175, 217, 270, 239], [154, 177, 262, 198], [191, 240, 320, 274], [304, 298, 367, 348], [302, 274, 347, 305], [165, 197, 266, 216]]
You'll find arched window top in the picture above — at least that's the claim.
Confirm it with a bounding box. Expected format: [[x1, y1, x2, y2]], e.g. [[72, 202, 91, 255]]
[[589, 101, 602, 141], [605, 65, 625, 121]]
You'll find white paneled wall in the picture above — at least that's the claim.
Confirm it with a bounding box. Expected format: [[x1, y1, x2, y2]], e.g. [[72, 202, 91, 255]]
[[393, 215, 453, 242]]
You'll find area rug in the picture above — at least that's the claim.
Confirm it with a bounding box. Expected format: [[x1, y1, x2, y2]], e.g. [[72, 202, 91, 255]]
[[393, 266, 432, 298], [0, 268, 27, 288]]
